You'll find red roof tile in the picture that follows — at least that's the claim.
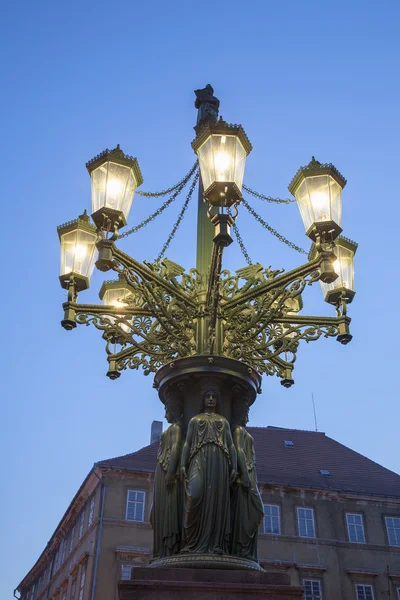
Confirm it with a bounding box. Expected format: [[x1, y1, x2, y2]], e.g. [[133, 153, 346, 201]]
[[97, 427, 400, 498]]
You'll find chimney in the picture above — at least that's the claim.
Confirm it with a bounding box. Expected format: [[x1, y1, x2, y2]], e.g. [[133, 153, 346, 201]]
[[150, 420, 163, 444]]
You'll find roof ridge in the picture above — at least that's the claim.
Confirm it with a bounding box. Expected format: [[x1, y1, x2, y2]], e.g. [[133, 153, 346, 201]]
[[249, 426, 326, 434], [97, 441, 158, 465]]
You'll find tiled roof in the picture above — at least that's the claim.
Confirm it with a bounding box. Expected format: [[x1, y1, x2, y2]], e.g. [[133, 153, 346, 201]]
[[97, 426, 400, 498]]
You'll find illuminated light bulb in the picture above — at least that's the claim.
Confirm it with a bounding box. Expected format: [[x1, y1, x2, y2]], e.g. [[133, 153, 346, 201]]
[[333, 258, 340, 275], [214, 151, 231, 181], [74, 244, 87, 260], [106, 178, 122, 207], [111, 299, 126, 308], [310, 190, 329, 220]]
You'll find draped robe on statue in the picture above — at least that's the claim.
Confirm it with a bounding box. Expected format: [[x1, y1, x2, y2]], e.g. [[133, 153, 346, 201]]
[[150, 423, 183, 558], [182, 413, 233, 554], [231, 427, 264, 560]]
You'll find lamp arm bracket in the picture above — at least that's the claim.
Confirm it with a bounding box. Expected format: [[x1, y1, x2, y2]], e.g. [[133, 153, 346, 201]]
[[111, 246, 197, 308], [223, 258, 322, 309]]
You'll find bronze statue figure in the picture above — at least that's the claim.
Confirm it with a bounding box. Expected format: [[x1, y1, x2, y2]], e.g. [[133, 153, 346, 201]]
[[231, 401, 264, 560], [194, 84, 220, 129], [180, 387, 237, 554], [150, 402, 184, 558]]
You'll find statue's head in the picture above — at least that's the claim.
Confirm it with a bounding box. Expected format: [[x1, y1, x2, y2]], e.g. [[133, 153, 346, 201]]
[[201, 383, 221, 413], [232, 387, 250, 428], [164, 386, 183, 426], [164, 407, 176, 424]]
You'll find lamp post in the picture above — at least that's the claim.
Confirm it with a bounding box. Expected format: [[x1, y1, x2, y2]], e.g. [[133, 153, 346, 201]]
[[56, 85, 357, 571]]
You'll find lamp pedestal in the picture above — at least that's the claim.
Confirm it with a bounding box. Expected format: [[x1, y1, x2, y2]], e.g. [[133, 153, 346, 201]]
[[118, 568, 303, 599], [153, 355, 261, 430]]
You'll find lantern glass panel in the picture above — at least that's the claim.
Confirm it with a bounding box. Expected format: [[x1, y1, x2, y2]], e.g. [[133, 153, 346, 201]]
[[91, 161, 138, 220], [296, 174, 342, 232], [320, 244, 355, 298], [197, 134, 246, 192], [60, 229, 97, 279], [102, 287, 130, 307], [102, 287, 131, 333]]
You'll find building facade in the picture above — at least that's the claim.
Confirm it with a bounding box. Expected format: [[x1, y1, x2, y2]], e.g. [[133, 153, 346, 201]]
[[16, 427, 400, 600]]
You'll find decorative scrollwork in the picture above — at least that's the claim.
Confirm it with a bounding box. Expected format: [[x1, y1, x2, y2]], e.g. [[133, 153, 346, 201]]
[[67, 238, 350, 383]]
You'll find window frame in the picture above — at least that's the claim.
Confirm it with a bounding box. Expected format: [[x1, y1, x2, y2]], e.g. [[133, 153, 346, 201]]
[[125, 489, 146, 522], [69, 524, 76, 553], [346, 513, 366, 544], [88, 496, 95, 526], [385, 516, 400, 547], [78, 510, 85, 539], [78, 563, 86, 600], [263, 503, 281, 535], [303, 578, 322, 599], [355, 583, 374, 600], [296, 506, 316, 538]]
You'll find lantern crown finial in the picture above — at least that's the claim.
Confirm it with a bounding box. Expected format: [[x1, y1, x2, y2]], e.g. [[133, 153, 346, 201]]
[[191, 119, 252, 156], [85, 145, 143, 186], [289, 158, 347, 195]]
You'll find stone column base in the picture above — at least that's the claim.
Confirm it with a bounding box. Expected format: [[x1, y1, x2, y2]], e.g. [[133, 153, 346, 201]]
[[118, 568, 303, 599]]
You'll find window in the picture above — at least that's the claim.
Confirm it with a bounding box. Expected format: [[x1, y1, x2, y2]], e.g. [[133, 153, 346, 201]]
[[385, 517, 400, 546], [346, 513, 365, 543], [88, 497, 95, 526], [78, 511, 85, 539], [126, 490, 145, 522], [303, 579, 322, 599], [320, 470, 330, 476], [60, 538, 66, 564], [396, 589, 400, 600], [121, 564, 132, 580], [54, 546, 61, 572], [284, 440, 294, 447], [78, 564, 86, 600], [71, 577, 77, 600], [48, 557, 53, 582], [297, 507, 315, 538], [263, 504, 280, 534], [356, 584, 374, 600], [69, 525, 76, 552]]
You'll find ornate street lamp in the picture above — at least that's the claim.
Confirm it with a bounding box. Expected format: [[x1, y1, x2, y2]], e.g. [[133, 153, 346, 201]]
[[86, 144, 143, 232], [288, 156, 346, 243], [310, 236, 357, 305], [192, 117, 252, 208], [56, 86, 358, 571], [57, 210, 97, 293]]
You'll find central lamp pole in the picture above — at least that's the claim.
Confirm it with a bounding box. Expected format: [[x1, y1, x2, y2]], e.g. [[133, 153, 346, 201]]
[[194, 84, 220, 286]]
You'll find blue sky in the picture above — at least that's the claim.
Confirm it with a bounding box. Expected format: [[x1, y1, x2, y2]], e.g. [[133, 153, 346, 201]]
[[2, 0, 400, 597]]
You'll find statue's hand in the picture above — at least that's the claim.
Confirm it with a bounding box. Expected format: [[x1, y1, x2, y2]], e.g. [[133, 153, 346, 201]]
[[180, 466, 187, 481], [229, 469, 237, 485], [165, 472, 176, 487]]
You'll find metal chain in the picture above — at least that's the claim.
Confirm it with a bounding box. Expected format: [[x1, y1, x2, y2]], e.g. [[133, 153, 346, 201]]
[[241, 197, 308, 255], [119, 169, 196, 239], [227, 208, 252, 265], [137, 162, 198, 197], [243, 184, 296, 204], [156, 170, 200, 262]]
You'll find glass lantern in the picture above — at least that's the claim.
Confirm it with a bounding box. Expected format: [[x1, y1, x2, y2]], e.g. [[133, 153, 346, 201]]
[[320, 236, 357, 305], [57, 211, 98, 292], [288, 157, 346, 242], [86, 145, 143, 231], [99, 276, 133, 336], [192, 118, 252, 207]]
